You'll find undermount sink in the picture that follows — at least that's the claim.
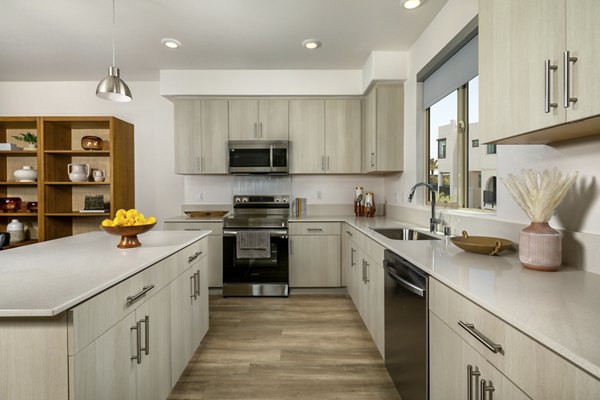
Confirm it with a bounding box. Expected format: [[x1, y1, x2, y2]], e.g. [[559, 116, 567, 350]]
[[372, 228, 440, 241]]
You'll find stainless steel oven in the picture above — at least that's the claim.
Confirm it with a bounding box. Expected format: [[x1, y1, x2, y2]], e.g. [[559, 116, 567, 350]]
[[222, 195, 290, 296]]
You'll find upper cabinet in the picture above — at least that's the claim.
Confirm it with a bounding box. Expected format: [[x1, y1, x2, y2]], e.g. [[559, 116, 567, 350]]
[[362, 84, 404, 173], [228, 99, 289, 140], [174, 100, 228, 174], [480, 0, 600, 144], [289, 99, 362, 174]]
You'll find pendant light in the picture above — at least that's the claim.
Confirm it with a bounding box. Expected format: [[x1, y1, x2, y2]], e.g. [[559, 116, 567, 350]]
[[96, 0, 132, 102]]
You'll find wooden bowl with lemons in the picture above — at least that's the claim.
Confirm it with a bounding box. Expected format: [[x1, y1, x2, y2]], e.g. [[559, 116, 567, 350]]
[[100, 209, 157, 248]]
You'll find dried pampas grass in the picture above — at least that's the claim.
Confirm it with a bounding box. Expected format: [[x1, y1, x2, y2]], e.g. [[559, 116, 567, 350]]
[[502, 168, 578, 223]]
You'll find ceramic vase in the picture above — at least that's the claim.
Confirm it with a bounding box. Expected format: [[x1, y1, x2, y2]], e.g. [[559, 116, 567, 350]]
[[68, 163, 90, 182], [7, 219, 24, 243], [519, 222, 561, 271], [13, 165, 37, 182]]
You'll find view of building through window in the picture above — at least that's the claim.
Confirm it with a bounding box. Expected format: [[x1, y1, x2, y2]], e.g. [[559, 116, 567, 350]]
[[427, 76, 497, 209]]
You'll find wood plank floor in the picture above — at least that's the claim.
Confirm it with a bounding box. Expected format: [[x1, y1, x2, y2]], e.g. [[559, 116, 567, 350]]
[[168, 294, 401, 400]]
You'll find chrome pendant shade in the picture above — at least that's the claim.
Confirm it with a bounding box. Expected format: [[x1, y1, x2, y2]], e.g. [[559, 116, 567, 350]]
[[96, 0, 132, 102], [96, 66, 132, 102]]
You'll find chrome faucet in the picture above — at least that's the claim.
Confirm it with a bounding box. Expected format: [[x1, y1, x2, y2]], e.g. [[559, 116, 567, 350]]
[[408, 182, 441, 233]]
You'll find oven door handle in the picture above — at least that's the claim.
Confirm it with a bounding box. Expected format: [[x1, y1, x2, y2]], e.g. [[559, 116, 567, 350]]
[[223, 229, 288, 237]]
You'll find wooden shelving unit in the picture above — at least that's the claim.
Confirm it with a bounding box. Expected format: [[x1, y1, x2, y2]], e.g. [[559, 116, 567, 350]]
[[0, 117, 40, 244], [0, 116, 134, 247]]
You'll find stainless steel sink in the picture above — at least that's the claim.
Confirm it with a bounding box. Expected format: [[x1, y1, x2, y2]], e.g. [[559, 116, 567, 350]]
[[372, 228, 440, 241]]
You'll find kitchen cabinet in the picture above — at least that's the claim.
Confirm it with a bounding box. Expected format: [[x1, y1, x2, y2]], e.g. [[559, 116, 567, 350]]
[[289, 222, 341, 287], [289, 99, 325, 174], [429, 312, 530, 400], [289, 99, 361, 174], [429, 278, 600, 399], [228, 99, 288, 140], [165, 220, 223, 287], [170, 252, 208, 385], [362, 84, 403, 173], [480, 0, 600, 144], [174, 100, 228, 174]]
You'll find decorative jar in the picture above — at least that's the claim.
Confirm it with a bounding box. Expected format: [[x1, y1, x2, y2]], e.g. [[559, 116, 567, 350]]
[[519, 222, 561, 271], [13, 165, 37, 182], [7, 219, 24, 243]]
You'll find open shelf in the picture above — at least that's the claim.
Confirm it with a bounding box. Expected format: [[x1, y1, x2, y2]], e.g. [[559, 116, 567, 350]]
[[45, 150, 110, 156], [0, 181, 38, 186], [45, 182, 110, 186], [0, 212, 38, 217], [46, 212, 110, 217], [0, 150, 38, 157]]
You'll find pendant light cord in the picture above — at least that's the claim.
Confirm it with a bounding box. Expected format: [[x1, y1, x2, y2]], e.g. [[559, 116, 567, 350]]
[[112, 0, 116, 67]]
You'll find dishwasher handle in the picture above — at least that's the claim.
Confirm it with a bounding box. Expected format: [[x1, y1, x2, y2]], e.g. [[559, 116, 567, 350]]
[[384, 261, 426, 297]]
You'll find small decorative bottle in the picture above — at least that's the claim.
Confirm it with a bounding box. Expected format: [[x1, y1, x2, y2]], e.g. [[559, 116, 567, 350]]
[[7, 219, 25, 243], [354, 187, 363, 216]]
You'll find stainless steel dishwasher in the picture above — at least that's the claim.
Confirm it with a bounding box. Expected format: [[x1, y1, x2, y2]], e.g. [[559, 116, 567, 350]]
[[383, 249, 428, 400]]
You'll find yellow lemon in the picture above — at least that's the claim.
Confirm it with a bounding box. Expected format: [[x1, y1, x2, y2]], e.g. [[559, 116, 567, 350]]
[[113, 215, 126, 226], [146, 216, 156, 225], [116, 209, 127, 218], [135, 213, 145, 221], [101, 219, 113, 227], [126, 209, 138, 219]]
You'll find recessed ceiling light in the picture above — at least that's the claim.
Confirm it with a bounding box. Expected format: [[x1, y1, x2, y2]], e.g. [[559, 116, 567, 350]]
[[402, 0, 422, 9], [302, 39, 322, 50], [161, 38, 181, 49]]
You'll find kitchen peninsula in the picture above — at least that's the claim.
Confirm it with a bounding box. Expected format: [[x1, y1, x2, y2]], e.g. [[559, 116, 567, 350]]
[[0, 230, 210, 400]]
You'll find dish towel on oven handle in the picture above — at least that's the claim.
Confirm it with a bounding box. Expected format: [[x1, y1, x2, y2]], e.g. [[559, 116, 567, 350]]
[[236, 230, 271, 259]]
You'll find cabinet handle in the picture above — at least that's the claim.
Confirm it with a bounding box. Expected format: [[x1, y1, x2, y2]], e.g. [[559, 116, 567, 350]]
[[126, 285, 155, 305], [131, 321, 142, 364], [351, 248, 356, 267], [188, 251, 203, 263], [140, 315, 150, 356], [190, 275, 196, 299], [307, 228, 323, 232], [364, 261, 370, 283], [254, 122, 258, 138], [458, 321, 503, 354], [467, 365, 481, 400], [480, 379, 495, 400], [362, 260, 366, 283], [327, 156, 330, 171], [544, 59, 558, 113], [346, 230, 353, 237], [195, 270, 201, 297], [370, 152, 375, 167], [563, 50, 578, 108]]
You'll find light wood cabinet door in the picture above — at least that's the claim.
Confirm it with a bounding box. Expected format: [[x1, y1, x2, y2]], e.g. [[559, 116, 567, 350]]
[[192, 256, 209, 350], [228, 99, 259, 140], [325, 99, 361, 173], [367, 258, 384, 357], [136, 286, 172, 400], [207, 234, 223, 287], [363, 90, 377, 173], [201, 100, 229, 173], [479, 0, 566, 143], [289, 99, 325, 174], [169, 266, 196, 384], [174, 100, 202, 173], [566, 0, 600, 122], [259, 99, 289, 140], [429, 313, 530, 400], [289, 234, 341, 287], [71, 313, 137, 400]]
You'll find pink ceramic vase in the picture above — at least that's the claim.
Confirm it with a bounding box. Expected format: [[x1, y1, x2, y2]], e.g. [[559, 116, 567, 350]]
[[519, 222, 561, 271]]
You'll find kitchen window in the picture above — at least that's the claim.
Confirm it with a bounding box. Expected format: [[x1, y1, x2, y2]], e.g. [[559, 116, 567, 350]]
[[420, 30, 497, 210]]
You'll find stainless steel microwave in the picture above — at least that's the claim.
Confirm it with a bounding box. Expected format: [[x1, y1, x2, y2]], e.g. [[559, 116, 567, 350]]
[[228, 140, 289, 174]]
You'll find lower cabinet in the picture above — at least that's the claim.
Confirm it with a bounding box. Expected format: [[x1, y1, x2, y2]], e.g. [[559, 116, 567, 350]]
[[67, 238, 210, 400], [170, 256, 209, 385], [289, 222, 341, 287], [430, 312, 529, 400]]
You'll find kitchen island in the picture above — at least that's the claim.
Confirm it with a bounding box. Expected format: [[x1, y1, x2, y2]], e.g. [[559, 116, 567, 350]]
[[0, 230, 210, 400]]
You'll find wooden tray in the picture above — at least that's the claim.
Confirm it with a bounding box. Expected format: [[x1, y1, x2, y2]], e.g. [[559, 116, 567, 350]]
[[450, 231, 512, 256], [184, 210, 228, 218]]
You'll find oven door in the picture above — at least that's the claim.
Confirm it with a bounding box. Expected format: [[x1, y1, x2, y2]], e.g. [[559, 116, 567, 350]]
[[223, 229, 289, 285]]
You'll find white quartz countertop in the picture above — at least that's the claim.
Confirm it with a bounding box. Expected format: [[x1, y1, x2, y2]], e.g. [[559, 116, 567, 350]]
[[0, 230, 209, 317], [291, 215, 600, 379]]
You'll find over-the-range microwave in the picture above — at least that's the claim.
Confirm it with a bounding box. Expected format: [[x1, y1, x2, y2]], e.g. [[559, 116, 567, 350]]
[[228, 140, 289, 174]]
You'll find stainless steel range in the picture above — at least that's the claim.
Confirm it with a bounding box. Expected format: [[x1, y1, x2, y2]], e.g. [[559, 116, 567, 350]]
[[222, 195, 290, 297]]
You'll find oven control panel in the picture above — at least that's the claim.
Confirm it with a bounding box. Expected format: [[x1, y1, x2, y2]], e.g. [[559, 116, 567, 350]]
[[232, 195, 289, 205]]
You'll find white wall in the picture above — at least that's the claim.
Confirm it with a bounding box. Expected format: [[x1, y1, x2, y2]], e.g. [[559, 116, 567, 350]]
[[0, 81, 183, 227]]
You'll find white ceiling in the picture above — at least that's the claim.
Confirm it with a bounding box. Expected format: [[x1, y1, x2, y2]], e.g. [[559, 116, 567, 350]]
[[1, 0, 447, 82]]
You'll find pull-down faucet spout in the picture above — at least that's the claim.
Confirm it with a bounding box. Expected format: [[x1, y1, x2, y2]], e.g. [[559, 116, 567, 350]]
[[408, 182, 441, 233]]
